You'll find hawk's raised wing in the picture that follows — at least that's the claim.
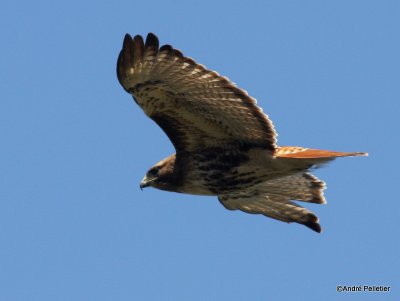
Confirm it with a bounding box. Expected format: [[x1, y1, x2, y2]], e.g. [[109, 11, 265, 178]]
[[117, 33, 276, 153], [218, 173, 326, 232]]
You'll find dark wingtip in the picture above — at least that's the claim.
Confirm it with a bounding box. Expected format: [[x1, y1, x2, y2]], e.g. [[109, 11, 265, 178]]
[[123, 33, 133, 52], [173, 49, 184, 58], [122, 33, 134, 69], [116, 34, 134, 91], [159, 44, 174, 53], [304, 221, 322, 233], [117, 33, 161, 92], [124, 33, 132, 42], [302, 213, 322, 233], [133, 35, 145, 64], [145, 32, 159, 49], [144, 32, 159, 58]]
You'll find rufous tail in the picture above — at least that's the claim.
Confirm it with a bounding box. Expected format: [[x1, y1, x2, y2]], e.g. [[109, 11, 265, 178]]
[[275, 146, 368, 159]]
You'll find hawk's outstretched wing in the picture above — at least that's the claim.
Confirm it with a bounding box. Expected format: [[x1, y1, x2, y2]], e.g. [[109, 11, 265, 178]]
[[218, 173, 326, 232], [117, 33, 276, 153]]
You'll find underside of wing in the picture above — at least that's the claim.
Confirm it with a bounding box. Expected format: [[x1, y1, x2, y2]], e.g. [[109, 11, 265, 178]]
[[117, 33, 277, 153], [218, 173, 326, 232]]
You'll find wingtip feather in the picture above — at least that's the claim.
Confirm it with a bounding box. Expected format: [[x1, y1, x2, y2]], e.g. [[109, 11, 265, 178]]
[[116, 34, 134, 89], [133, 35, 145, 65], [123, 33, 133, 44], [305, 222, 322, 233], [117, 33, 160, 92], [159, 44, 174, 53], [145, 32, 159, 48], [302, 214, 322, 233]]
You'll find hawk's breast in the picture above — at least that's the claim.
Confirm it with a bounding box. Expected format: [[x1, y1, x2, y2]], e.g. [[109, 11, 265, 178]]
[[178, 147, 277, 195]]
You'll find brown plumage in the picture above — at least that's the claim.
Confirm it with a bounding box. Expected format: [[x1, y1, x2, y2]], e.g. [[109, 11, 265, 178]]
[[117, 33, 367, 233]]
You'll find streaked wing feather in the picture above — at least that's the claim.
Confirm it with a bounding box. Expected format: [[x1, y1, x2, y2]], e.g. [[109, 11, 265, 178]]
[[218, 173, 326, 232], [256, 173, 327, 204], [117, 33, 276, 153], [219, 193, 321, 233]]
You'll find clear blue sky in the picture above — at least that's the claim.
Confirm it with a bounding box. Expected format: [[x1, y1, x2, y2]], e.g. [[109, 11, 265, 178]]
[[1, 0, 398, 300]]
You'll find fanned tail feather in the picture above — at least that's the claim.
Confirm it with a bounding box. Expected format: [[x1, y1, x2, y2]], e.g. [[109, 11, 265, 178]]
[[275, 146, 368, 159]]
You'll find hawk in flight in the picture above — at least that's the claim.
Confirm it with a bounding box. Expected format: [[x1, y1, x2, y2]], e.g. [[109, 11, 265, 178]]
[[116, 33, 367, 232]]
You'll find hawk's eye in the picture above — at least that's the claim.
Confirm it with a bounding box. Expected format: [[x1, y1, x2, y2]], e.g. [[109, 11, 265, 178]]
[[148, 166, 160, 177]]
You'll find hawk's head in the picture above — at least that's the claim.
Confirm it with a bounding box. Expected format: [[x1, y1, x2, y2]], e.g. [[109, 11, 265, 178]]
[[140, 154, 179, 192]]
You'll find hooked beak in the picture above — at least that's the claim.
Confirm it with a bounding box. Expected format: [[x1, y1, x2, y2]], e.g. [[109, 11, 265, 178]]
[[139, 176, 152, 190]]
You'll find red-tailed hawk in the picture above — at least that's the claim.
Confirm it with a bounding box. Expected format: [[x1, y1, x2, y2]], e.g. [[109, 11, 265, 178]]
[[116, 33, 367, 232]]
